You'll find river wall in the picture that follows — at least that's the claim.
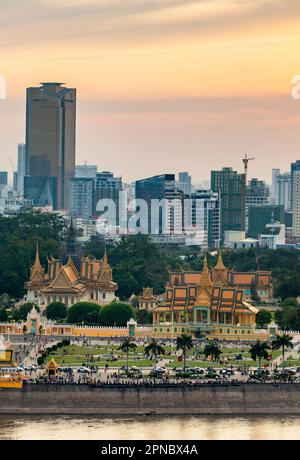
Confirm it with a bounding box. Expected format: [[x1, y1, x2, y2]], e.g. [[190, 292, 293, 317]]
[[0, 384, 300, 415]]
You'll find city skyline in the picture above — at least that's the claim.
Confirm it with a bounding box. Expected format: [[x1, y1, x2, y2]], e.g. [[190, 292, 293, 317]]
[[1, 1, 300, 182]]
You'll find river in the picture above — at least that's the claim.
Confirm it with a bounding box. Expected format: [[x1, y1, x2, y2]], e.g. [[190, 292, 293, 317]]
[[0, 415, 299, 440]]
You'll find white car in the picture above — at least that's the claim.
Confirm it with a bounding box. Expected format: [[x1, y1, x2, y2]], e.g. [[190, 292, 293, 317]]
[[77, 366, 91, 374]]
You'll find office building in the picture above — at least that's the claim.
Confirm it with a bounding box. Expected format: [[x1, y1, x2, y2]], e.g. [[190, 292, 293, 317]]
[[187, 190, 220, 248], [75, 163, 97, 180], [292, 170, 300, 238], [271, 168, 291, 210], [177, 171, 192, 195], [24, 176, 57, 208], [69, 177, 94, 220], [0, 172, 8, 186], [17, 143, 27, 196], [95, 171, 122, 225], [211, 167, 246, 240], [25, 82, 76, 210], [135, 174, 178, 235], [248, 204, 285, 238], [291, 161, 300, 209]]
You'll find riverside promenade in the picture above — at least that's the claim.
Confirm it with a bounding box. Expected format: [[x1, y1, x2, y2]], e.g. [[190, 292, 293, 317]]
[[0, 383, 300, 415]]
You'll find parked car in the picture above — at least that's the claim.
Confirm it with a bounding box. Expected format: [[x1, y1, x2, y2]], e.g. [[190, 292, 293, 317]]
[[77, 366, 91, 374]]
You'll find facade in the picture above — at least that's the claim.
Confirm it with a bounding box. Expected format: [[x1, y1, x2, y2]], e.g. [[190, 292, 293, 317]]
[[138, 288, 158, 310], [177, 171, 192, 195], [293, 170, 300, 238], [69, 177, 94, 219], [211, 167, 246, 240], [95, 171, 122, 225], [259, 223, 286, 249], [25, 82, 76, 210], [24, 176, 57, 209], [291, 160, 300, 209], [0, 172, 8, 186], [152, 254, 260, 340], [75, 164, 97, 180], [135, 174, 176, 234], [248, 204, 285, 238], [188, 189, 220, 248], [25, 245, 118, 310], [272, 169, 291, 210], [17, 143, 27, 196]]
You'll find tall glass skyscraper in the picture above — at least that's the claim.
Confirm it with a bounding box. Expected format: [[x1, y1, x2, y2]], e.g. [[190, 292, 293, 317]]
[[25, 82, 76, 210], [211, 167, 246, 241]]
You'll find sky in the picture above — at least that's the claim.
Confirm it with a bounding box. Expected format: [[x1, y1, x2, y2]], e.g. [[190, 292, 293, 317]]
[[1, 0, 300, 184]]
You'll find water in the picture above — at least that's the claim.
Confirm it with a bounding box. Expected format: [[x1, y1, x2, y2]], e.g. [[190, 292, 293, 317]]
[[0, 415, 299, 440]]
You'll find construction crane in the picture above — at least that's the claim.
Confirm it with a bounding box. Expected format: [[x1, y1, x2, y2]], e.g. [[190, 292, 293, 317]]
[[242, 154, 255, 183]]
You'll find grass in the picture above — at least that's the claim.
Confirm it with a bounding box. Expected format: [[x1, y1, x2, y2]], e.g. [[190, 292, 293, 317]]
[[45, 344, 283, 369]]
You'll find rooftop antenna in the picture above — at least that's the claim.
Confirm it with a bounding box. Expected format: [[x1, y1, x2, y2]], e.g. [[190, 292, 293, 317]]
[[242, 154, 255, 183]]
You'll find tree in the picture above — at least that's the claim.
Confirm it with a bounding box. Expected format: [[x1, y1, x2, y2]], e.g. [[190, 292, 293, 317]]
[[281, 297, 298, 307], [203, 342, 222, 361], [118, 337, 137, 371], [46, 302, 67, 322], [0, 307, 8, 322], [145, 339, 165, 369], [272, 333, 294, 371], [67, 302, 101, 324], [249, 340, 270, 369], [14, 303, 40, 321], [99, 302, 135, 327], [256, 310, 272, 328], [176, 334, 193, 371], [136, 309, 152, 325]]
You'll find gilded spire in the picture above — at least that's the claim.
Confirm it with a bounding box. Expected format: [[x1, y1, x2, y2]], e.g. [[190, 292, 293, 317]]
[[34, 243, 42, 269], [102, 242, 109, 266], [199, 253, 212, 286], [215, 250, 226, 270]]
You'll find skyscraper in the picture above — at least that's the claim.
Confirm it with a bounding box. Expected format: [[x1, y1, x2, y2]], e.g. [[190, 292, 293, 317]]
[[25, 82, 76, 210], [69, 177, 94, 220], [17, 143, 27, 196], [0, 172, 8, 186], [291, 160, 300, 210], [75, 163, 98, 179], [211, 167, 246, 241], [271, 168, 291, 211], [292, 170, 300, 238]]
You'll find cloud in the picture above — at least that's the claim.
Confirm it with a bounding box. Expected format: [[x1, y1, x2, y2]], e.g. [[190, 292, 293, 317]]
[[1, 0, 300, 50]]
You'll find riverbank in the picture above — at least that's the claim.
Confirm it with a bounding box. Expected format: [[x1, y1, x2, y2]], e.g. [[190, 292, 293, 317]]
[[0, 384, 300, 415]]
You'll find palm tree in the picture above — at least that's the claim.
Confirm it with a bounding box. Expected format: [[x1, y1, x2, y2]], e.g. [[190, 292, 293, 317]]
[[176, 334, 193, 371], [145, 339, 165, 370], [272, 333, 294, 371], [203, 342, 222, 362], [249, 340, 270, 369], [118, 337, 137, 372]]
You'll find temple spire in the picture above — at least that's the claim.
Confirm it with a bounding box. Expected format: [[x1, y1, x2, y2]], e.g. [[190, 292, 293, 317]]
[[34, 243, 42, 269], [102, 242, 109, 266], [199, 253, 212, 286], [215, 250, 226, 270]]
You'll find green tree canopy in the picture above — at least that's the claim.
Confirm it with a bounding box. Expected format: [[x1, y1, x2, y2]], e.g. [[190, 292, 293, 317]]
[[203, 342, 222, 361], [136, 309, 152, 325], [99, 302, 135, 327], [13, 302, 40, 321], [46, 302, 67, 322], [67, 302, 101, 324], [0, 307, 8, 322], [256, 309, 272, 328]]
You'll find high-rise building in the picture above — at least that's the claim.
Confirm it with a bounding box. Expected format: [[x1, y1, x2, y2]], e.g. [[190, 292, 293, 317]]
[[177, 171, 192, 195], [25, 82, 76, 210], [248, 204, 285, 238], [69, 177, 94, 220], [211, 167, 246, 241], [135, 174, 177, 234], [24, 176, 57, 208], [17, 143, 27, 196], [75, 163, 98, 179], [188, 190, 220, 248], [292, 170, 300, 237], [272, 168, 291, 210], [291, 161, 300, 209], [95, 171, 122, 225], [0, 172, 8, 186]]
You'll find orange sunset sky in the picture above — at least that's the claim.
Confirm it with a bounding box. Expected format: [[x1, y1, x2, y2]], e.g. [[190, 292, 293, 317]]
[[1, 0, 300, 183]]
